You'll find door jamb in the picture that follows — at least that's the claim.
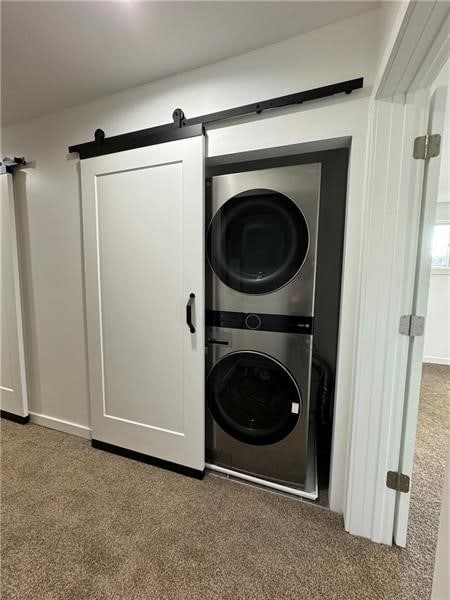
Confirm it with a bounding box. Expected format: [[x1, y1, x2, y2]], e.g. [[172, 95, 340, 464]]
[[393, 82, 448, 546], [344, 2, 448, 544]]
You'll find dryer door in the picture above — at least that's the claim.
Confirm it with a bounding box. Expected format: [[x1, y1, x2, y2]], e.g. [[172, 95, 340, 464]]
[[207, 189, 309, 294], [207, 351, 301, 445]]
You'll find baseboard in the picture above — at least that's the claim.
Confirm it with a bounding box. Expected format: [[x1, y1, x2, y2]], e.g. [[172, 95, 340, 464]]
[[423, 356, 450, 366], [92, 439, 205, 480], [0, 410, 29, 425], [29, 412, 92, 439]]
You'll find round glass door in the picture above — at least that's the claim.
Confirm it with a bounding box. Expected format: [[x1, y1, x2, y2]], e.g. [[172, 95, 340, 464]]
[[207, 189, 309, 294], [207, 351, 301, 445]]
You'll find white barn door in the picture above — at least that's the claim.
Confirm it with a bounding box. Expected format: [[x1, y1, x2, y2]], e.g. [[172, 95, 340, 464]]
[[81, 135, 205, 476], [1, 173, 28, 422]]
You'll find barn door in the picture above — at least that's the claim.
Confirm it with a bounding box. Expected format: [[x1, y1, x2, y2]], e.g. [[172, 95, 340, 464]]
[[0, 172, 28, 422], [81, 135, 205, 476]]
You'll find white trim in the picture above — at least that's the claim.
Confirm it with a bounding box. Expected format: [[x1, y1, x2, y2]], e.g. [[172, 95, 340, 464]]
[[206, 464, 318, 501], [29, 412, 92, 439], [345, 1, 449, 545], [376, 1, 449, 99], [1, 174, 29, 418], [393, 84, 448, 546], [0, 386, 14, 393], [103, 412, 185, 437], [345, 89, 429, 544], [431, 267, 450, 275], [9, 175, 29, 419], [423, 356, 450, 366], [409, 15, 449, 94]]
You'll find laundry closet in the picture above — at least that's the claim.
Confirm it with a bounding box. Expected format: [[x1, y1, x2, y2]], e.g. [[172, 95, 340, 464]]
[[2, 8, 381, 521], [63, 74, 355, 503], [204, 150, 348, 500]]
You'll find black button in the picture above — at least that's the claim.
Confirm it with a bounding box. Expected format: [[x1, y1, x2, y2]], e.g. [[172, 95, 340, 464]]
[[245, 314, 262, 330]]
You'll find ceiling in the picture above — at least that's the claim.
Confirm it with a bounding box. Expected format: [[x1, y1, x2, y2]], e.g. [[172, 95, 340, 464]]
[[2, 1, 379, 126]]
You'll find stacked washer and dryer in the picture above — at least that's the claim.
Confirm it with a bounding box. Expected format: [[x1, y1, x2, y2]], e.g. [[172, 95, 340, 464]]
[[205, 163, 321, 497]]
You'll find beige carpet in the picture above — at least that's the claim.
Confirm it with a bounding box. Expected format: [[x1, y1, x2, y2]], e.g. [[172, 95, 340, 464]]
[[1, 364, 448, 600]]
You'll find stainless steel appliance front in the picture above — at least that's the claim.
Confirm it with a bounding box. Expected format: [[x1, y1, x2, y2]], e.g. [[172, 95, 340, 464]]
[[206, 164, 321, 316], [206, 327, 312, 487]]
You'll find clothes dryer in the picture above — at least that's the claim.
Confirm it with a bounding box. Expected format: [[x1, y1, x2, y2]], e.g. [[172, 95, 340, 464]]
[[206, 164, 321, 317]]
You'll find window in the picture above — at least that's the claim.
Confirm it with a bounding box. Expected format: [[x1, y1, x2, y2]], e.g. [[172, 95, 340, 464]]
[[431, 223, 450, 268]]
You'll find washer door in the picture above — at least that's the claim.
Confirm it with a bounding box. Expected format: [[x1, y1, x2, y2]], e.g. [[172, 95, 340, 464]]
[[207, 189, 309, 294], [207, 351, 302, 445]]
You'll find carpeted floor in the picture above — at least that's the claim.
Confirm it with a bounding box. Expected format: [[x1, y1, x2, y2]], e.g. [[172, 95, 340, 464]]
[[1, 364, 448, 600]]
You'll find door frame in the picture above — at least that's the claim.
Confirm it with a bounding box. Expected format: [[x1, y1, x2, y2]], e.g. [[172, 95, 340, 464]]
[[344, 1, 449, 544], [394, 83, 447, 546]]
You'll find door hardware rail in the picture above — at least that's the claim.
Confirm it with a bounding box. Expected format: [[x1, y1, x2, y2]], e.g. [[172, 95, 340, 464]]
[[69, 78, 364, 159]]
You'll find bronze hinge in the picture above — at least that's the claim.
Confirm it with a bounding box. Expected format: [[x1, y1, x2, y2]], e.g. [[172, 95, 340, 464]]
[[386, 471, 410, 493], [413, 134, 441, 159]]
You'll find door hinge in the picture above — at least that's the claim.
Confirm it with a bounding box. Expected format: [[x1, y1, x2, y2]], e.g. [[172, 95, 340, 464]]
[[399, 314, 425, 337], [413, 134, 441, 159], [386, 471, 410, 493]]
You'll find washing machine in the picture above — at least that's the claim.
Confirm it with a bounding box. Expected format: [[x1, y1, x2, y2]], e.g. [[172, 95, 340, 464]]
[[206, 163, 321, 317], [206, 325, 314, 489]]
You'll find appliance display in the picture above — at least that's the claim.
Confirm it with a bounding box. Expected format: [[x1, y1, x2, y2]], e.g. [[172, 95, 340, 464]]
[[206, 164, 321, 317], [205, 164, 321, 494]]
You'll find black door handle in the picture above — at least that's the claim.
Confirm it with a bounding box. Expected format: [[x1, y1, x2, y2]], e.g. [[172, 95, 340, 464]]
[[186, 293, 195, 333]]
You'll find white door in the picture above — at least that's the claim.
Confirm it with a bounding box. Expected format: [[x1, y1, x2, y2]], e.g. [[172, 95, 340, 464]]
[[393, 85, 447, 545], [0, 172, 28, 420], [81, 135, 205, 475]]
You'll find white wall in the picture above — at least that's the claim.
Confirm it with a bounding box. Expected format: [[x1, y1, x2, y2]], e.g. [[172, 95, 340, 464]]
[[423, 201, 450, 365], [3, 10, 383, 510], [424, 63, 450, 366], [424, 272, 450, 365]]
